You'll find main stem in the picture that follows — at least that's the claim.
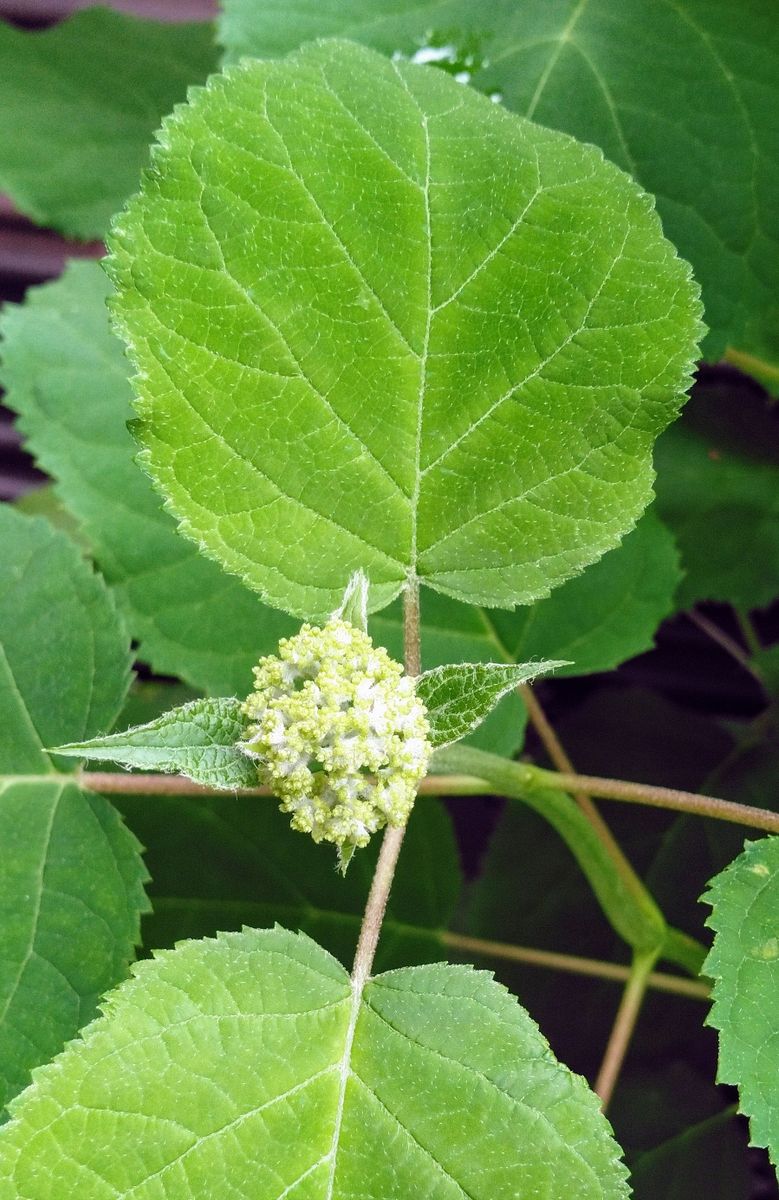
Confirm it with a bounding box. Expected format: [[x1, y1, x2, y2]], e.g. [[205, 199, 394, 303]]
[[350, 578, 421, 986]]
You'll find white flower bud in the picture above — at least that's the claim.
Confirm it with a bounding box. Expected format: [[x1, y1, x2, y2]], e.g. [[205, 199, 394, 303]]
[[239, 619, 431, 857]]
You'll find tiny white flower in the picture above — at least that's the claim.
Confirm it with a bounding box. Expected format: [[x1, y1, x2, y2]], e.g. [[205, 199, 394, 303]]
[[239, 617, 431, 857]]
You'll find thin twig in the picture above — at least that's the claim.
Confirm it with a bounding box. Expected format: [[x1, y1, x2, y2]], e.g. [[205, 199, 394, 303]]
[[538, 768, 779, 832], [688, 609, 763, 682], [440, 932, 709, 1000], [595, 950, 657, 1109], [734, 607, 762, 658], [723, 345, 779, 386]]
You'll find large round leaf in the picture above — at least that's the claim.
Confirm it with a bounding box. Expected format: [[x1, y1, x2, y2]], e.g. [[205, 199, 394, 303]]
[[0, 927, 630, 1197], [108, 38, 702, 620]]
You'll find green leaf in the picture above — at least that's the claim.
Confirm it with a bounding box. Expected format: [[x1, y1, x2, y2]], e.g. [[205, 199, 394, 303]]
[[630, 1109, 751, 1200], [0, 780, 147, 1115], [486, 511, 682, 675], [373, 593, 527, 755], [418, 659, 564, 748], [0, 508, 147, 1112], [115, 790, 460, 971], [704, 836, 779, 1167], [0, 9, 217, 239], [0, 507, 131, 773], [654, 381, 779, 610], [219, 0, 778, 384], [0, 927, 630, 1197], [108, 38, 702, 621], [54, 698, 258, 791], [0, 260, 296, 696]]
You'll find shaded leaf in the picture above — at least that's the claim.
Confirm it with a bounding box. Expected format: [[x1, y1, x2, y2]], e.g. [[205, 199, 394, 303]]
[[0, 261, 296, 695], [0, 780, 147, 1115], [0, 509, 146, 1112], [654, 381, 779, 609], [54, 698, 257, 791], [0, 927, 630, 1198], [487, 511, 681, 675], [0, 507, 131, 773], [219, 0, 779, 383], [115, 791, 460, 972], [0, 9, 217, 239], [108, 38, 702, 620], [418, 659, 563, 747], [704, 836, 779, 1167], [630, 1109, 750, 1200]]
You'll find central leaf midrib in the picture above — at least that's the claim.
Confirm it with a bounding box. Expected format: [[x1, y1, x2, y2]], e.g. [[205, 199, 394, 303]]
[[390, 60, 433, 580]]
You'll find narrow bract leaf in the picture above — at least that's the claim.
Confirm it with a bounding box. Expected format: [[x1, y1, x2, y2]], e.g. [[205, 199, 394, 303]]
[[219, 0, 778, 385], [0, 9, 217, 238], [418, 659, 564, 748], [703, 836, 779, 1166], [0, 927, 630, 1197], [334, 569, 369, 631], [108, 38, 702, 620], [54, 698, 258, 791]]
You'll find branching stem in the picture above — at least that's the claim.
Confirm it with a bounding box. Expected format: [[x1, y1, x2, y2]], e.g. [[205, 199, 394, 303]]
[[535, 767, 779, 832]]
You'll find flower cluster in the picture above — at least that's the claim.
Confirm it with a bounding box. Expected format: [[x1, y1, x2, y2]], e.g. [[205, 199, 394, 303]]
[[240, 619, 431, 855]]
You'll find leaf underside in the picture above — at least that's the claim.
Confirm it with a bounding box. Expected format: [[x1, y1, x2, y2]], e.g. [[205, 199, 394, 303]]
[[219, 0, 779, 386], [108, 38, 702, 621], [418, 659, 564, 747], [54, 697, 258, 790], [0, 927, 630, 1198], [704, 836, 779, 1166]]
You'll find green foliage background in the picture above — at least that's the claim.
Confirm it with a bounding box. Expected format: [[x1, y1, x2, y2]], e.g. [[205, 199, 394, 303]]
[[0, 4, 777, 1196]]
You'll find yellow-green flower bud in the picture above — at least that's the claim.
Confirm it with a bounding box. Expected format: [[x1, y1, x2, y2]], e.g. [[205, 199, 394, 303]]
[[239, 619, 431, 855]]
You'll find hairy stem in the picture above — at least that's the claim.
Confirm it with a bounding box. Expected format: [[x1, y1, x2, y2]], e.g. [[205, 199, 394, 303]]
[[73, 766, 779, 832], [350, 579, 422, 985], [595, 950, 657, 1109], [534, 767, 779, 832], [74, 771, 488, 797], [440, 932, 709, 1000]]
